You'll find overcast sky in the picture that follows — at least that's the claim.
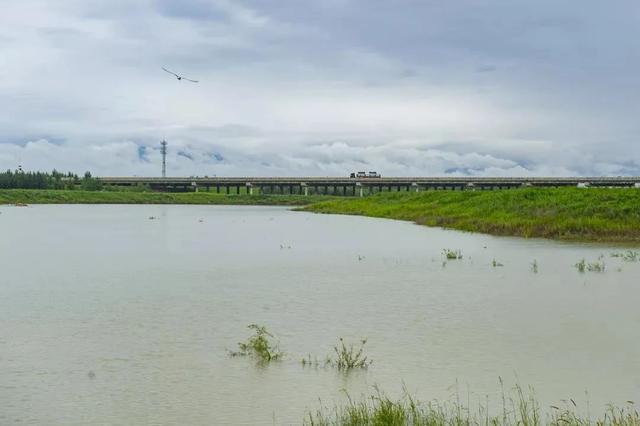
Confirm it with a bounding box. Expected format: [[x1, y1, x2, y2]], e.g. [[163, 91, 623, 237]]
[[1, 0, 639, 176]]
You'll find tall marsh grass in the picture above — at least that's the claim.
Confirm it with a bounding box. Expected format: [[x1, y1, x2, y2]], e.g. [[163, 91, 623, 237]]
[[305, 384, 639, 425]]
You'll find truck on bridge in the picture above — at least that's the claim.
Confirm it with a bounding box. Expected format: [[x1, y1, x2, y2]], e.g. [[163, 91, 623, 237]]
[[350, 171, 381, 178]]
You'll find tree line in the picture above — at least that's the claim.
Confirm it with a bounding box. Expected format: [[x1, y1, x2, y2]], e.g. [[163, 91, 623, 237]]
[[0, 169, 102, 190]]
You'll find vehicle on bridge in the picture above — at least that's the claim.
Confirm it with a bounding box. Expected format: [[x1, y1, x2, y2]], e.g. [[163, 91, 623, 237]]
[[350, 171, 381, 178]]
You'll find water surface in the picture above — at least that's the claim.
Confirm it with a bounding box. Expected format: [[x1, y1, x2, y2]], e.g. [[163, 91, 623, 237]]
[[1, 205, 639, 424]]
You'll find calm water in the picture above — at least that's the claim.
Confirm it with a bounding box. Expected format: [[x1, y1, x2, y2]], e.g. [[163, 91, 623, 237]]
[[1, 204, 639, 425]]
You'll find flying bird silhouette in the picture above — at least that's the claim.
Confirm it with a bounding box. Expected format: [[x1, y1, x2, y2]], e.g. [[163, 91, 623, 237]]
[[162, 67, 199, 83]]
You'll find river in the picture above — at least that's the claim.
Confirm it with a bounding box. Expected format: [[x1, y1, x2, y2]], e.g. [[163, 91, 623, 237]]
[[1, 205, 638, 424]]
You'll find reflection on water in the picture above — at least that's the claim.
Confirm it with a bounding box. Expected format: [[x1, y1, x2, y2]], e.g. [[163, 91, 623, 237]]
[[0, 204, 639, 425]]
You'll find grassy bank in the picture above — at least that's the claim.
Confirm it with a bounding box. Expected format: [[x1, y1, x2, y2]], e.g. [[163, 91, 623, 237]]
[[302, 188, 640, 242], [305, 386, 639, 425], [0, 189, 330, 206]]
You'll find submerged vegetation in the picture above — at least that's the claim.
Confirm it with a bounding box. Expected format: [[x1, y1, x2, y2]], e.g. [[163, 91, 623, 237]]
[[330, 338, 372, 370], [531, 259, 539, 273], [610, 250, 640, 262], [228, 324, 283, 363], [302, 338, 372, 371], [305, 384, 640, 426], [302, 188, 640, 242], [575, 257, 606, 273], [442, 249, 463, 260]]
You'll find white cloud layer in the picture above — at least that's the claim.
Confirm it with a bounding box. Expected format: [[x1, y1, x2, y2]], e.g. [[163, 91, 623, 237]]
[[1, 0, 639, 176]]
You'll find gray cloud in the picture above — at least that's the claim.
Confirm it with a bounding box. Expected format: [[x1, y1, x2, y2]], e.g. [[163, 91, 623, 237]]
[[0, 0, 639, 176]]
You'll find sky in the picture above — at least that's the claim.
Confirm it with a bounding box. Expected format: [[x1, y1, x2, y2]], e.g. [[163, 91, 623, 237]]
[[1, 0, 639, 177]]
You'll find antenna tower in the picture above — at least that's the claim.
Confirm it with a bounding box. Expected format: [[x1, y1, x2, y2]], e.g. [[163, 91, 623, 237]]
[[160, 140, 168, 178]]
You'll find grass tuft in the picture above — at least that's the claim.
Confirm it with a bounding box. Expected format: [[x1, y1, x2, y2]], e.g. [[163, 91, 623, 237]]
[[228, 324, 283, 363], [443, 249, 463, 260], [329, 338, 372, 371], [576, 258, 606, 273]]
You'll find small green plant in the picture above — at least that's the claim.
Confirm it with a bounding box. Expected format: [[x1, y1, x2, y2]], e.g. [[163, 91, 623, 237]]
[[228, 324, 283, 362], [531, 259, 538, 273], [442, 249, 462, 260], [575, 258, 605, 273], [329, 338, 372, 370], [492, 259, 504, 267]]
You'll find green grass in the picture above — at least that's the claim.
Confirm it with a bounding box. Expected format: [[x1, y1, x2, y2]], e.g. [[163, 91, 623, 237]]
[[301, 188, 640, 242], [305, 385, 640, 425], [0, 189, 331, 206]]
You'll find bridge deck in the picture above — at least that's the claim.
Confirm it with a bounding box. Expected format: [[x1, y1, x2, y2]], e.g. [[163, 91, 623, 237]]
[[98, 176, 640, 187]]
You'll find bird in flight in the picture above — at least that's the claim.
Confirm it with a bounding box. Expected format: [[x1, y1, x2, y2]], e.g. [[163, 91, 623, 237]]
[[162, 67, 199, 83]]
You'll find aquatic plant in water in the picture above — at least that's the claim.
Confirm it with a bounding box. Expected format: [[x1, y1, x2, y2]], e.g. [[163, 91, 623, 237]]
[[531, 259, 538, 273], [329, 338, 372, 370], [575, 258, 605, 273], [611, 250, 640, 262], [301, 354, 332, 368], [228, 324, 283, 362], [442, 249, 462, 260]]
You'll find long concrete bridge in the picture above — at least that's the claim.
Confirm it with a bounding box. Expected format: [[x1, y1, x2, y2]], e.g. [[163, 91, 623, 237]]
[[97, 176, 640, 196]]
